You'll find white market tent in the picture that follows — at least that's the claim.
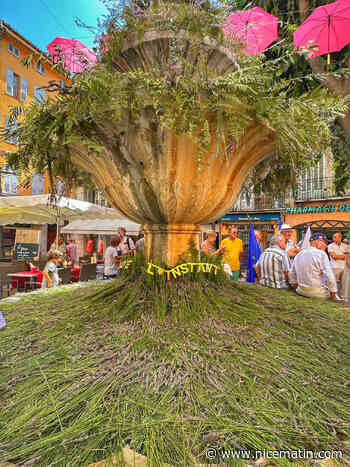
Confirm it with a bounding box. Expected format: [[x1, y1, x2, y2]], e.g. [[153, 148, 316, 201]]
[[0, 194, 122, 225], [62, 218, 140, 236], [0, 194, 210, 236]]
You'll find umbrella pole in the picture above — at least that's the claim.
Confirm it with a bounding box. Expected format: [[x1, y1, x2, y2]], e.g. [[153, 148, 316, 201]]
[[56, 210, 59, 249], [55, 206, 61, 249], [327, 16, 330, 69]]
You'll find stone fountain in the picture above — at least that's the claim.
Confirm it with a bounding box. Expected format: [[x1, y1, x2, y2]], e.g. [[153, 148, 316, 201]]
[[71, 31, 276, 265]]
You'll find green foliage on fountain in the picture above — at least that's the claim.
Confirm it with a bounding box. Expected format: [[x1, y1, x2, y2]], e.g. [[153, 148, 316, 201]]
[[7, 1, 348, 180]]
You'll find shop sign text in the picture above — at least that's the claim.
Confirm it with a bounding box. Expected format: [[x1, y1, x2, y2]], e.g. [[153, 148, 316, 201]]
[[285, 204, 350, 215]]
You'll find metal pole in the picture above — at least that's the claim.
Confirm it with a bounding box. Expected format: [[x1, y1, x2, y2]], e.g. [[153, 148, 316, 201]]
[[0, 170, 4, 257]]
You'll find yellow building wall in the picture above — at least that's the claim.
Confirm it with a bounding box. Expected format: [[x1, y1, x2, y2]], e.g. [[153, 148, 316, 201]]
[[0, 25, 70, 194]]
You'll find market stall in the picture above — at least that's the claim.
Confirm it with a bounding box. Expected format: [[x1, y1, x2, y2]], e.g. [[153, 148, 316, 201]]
[[62, 218, 141, 261], [0, 195, 121, 259]]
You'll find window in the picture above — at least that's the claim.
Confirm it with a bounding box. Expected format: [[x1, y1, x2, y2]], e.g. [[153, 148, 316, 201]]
[[32, 173, 44, 195], [2, 166, 18, 194], [34, 86, 46, 102], [6, 69, 18, 98], [8, 42, 19, 58], [36, 61, 45, 75], [297, 154, 328, 201], [20, 77, 28, 102], [4, 116, 19, 145]]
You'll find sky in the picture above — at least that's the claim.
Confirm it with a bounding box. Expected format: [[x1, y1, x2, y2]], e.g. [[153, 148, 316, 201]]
[[1, 0, 108, 52]]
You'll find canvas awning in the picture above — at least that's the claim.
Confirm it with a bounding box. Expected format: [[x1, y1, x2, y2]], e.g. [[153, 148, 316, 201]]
[[63, 221, 212, 236], [62, 218, 140, 236], [0, 195, 121, 225]]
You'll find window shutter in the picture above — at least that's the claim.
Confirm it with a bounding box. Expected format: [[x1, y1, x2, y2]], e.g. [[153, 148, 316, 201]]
[[20, 77, 28, 102], [34, 86, 46, 102], [6, 69, 14, 95], [8, 43, 19, 58], [13, 74, 18, 98]]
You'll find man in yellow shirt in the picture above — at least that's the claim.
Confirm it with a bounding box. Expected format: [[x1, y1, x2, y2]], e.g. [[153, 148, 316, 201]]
[[220, 227, 244, 280]]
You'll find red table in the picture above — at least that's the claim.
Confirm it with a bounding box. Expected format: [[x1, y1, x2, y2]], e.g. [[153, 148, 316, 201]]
[[71, 267, 81, 282], [10, 270, 43, 290]]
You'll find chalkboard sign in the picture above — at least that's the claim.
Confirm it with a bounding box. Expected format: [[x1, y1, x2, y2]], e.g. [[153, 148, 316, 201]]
[[14, 243, 39, 261]]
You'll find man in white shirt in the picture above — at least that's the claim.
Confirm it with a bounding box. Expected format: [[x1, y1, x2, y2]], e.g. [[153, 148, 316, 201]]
[[104, 237, 121, 279], [280, 224, 301, 260], [328, 232, 346, 290], [289, 232, 338, 301]]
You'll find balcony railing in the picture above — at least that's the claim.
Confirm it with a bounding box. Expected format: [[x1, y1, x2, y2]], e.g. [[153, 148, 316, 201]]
[[294, 177, 340, 201], [231, 177, 350, 212], [231, 195, 287, 211]]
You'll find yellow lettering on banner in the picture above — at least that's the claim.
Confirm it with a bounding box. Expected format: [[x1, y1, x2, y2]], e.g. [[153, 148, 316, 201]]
[[153, 265, 165, 276], [147, 263, 155, 275], [171, 266, 182, 278], [145, 262, 220, 279], [180, 264, 189, 274]]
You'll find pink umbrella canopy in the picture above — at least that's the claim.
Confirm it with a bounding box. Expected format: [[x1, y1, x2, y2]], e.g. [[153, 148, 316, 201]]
[[223, 7, 279, 55], [47, 37, 97, 73], [294, 0, 350, 58]]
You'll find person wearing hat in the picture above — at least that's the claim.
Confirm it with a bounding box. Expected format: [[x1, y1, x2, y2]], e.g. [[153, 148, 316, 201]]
[[280, 224, 301, 260], [328, 232, 347, 294], [289, 232, 338, 301]]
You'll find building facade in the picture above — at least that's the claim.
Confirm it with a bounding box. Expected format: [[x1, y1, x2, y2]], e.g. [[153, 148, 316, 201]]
[[0, 22, 114, 257], [218, 153, 350, 252], [0, 20, 70, 196]]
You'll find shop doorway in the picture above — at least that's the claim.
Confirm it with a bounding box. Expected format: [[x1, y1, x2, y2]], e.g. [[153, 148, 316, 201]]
[[293, 220, 350, 242]]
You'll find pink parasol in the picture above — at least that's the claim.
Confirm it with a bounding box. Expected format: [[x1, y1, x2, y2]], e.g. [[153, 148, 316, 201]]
[[47, 37, 97, 73], [294, 0, 350, 59], [223, 7, 279, 55]]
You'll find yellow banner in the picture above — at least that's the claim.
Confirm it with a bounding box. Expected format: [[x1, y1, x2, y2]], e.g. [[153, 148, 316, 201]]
[[146, 262, 221, 280]]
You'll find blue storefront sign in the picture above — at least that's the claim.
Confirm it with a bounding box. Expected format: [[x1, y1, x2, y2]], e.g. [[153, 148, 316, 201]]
[[220, 213, 281, 222]]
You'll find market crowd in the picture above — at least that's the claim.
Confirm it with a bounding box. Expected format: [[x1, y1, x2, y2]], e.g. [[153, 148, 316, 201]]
[[42, 227, 145, 287], [44, 223, 350, 304], [201, 225, 350, 303]]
